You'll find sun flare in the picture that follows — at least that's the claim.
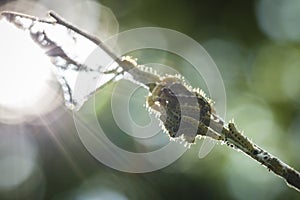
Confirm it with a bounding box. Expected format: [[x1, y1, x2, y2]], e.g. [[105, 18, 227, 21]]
[[0, 19, 60, 123]]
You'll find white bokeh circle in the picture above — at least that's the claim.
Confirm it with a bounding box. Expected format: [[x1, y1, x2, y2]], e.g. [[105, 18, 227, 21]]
[[73, 27, 226, 173]]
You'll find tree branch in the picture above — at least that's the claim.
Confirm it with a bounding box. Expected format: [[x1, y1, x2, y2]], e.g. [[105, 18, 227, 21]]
[[209, 118, 300, 191]]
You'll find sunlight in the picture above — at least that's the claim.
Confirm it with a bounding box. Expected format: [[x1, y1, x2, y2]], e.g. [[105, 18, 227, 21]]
[[0, 19, 60, 123]]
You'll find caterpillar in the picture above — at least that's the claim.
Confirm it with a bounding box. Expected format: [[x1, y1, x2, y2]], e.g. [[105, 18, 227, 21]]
[[146, 75, 219, 143]]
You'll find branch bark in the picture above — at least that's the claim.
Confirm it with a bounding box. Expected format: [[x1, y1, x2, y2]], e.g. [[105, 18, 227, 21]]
[[209, 118, 300, 191]]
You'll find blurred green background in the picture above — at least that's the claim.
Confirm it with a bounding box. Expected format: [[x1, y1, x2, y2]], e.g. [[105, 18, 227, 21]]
[[0, 0, 300, 199]]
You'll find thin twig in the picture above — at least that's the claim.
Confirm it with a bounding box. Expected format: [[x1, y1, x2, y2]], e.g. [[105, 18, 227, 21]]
[[47, 11, 300, 191], [1, 9, 299, 192], [48, 11, 124, 67], [209, 117, 300, 191]]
